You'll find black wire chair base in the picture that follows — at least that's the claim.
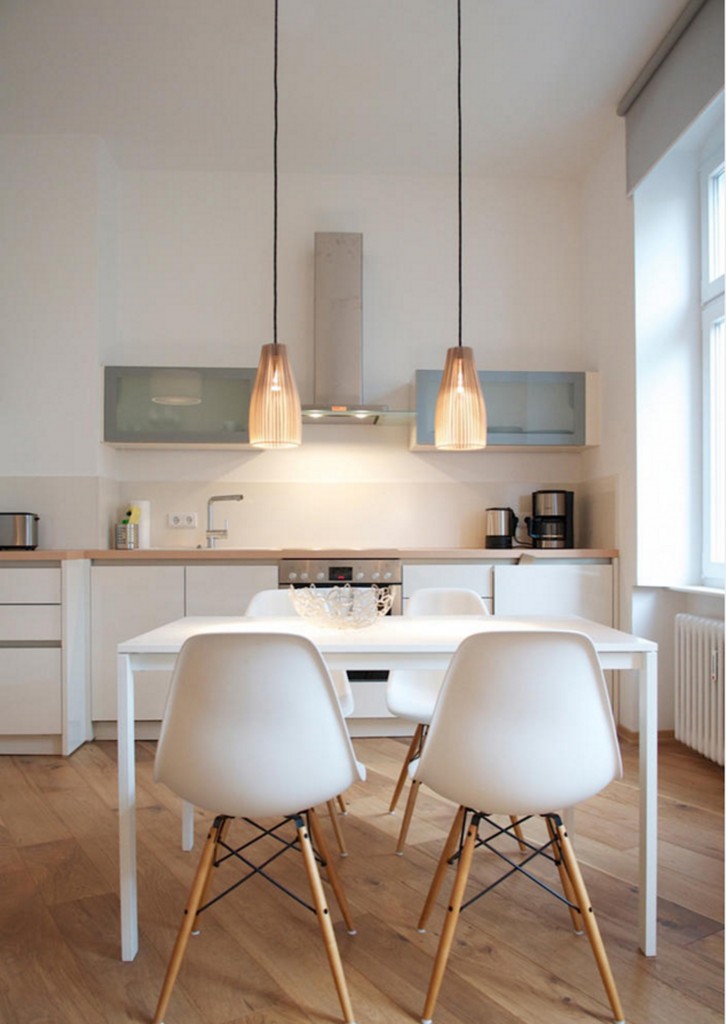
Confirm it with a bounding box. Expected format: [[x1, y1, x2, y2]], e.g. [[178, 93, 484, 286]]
[[449, 810, 581, 917], [196, 812, 323, 919]]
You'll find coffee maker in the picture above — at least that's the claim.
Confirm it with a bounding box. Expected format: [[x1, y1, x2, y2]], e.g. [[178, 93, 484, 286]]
[[525, 490, 574, 548]]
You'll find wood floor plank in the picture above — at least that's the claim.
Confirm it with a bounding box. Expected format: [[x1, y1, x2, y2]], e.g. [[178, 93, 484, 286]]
[[0, 755, 72, 847]]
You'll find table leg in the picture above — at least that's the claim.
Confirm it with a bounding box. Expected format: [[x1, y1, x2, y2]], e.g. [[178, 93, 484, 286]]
[[181, 800, 195, 851], [118, 652, 138, 961], [639, 650, 658, 956]]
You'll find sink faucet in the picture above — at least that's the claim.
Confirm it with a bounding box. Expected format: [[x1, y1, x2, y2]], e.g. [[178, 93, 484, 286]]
[[206, 494, 244, 548]]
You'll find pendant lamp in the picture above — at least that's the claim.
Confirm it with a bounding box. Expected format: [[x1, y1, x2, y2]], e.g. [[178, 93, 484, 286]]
[[434, 0, 487, 450], [248, 0, 302, 449]]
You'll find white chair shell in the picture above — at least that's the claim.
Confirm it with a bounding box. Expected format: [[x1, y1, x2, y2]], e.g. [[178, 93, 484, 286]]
[[406, 587, 488, 618], [244, 587, 298, 616], [245, 588, 353, 716], [413, 629, 622, 815], [387, 588, 488, 722], [155, 632, 365, 819], [385, 588, 489, 852]]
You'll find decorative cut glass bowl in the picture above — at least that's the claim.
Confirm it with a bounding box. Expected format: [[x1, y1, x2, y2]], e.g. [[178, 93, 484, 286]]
[[290, 584, 393, 629]]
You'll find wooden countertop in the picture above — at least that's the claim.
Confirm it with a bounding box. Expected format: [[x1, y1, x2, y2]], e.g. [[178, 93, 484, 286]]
[[0, 547, 618, 562]]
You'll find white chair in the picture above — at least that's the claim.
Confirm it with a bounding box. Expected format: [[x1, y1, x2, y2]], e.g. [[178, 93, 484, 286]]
[[245, 587, 353, 852], [152, 632, 365, 1024], [413, 629, 624, 1024], [244, 587, 297, 616], [386, 587, 489, 854], [245, 588, 352, 710]]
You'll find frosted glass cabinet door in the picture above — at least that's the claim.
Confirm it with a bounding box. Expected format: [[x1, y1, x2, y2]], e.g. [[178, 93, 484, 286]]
[[414, 370, 597, 449], [104, 366, 256, 446]]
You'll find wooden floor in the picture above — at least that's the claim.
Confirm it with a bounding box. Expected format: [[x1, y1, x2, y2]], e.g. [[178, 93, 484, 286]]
[[0, 736, 723, 1024]]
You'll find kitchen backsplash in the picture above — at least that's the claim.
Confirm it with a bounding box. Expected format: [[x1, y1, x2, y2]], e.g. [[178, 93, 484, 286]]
[[0, 472, 616, 551]]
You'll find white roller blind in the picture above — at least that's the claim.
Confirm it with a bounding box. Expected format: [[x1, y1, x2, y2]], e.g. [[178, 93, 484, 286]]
[[618, 0, 724, 194]]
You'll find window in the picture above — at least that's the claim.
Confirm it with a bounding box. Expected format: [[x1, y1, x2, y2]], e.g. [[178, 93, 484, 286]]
[[701, 155, 725, 585]]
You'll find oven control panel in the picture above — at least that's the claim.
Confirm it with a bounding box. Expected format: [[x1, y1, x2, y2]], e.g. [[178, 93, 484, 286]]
[[278, 558, 401, 586]]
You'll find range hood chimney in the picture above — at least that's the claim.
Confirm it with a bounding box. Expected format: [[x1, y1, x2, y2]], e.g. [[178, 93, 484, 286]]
[[303, 232, 408, 425]]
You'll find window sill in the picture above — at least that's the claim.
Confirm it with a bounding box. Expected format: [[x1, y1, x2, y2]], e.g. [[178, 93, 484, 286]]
[[667, 584, 725, 598]]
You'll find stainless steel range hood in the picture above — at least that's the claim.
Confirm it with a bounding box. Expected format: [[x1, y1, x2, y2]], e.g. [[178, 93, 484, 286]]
[[303, 232, 412, 425]]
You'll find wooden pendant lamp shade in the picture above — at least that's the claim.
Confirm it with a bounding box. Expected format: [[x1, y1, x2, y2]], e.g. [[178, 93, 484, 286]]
[[248, 342, 302, 448], [434, 345, 487, 449]]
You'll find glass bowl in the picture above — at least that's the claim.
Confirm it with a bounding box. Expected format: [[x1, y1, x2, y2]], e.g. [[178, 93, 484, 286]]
[[289, 584, 393, 629]]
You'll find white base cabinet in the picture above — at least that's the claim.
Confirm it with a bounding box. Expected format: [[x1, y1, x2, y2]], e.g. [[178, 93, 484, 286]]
[[185, 564, 277, 616], [91, 565, 185, 723], [492, 564, 614, 625], [91, 562, 278, 729], [402, 563, 493, 613], [0, 562, 90, 755], [0, 649, 62, 733]]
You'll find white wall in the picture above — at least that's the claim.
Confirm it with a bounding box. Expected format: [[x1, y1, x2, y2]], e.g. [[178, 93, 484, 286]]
[[114, 170, 583, 408], [107, 167, 588, 547], [2, 134, 598, 550], [634, 148, 702, 586], [579, 124, 637, 618], [0, 136, 110, 478]]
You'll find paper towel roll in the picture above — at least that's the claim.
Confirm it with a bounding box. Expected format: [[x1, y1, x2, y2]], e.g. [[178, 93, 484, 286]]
[[128, 499, 151, 549]]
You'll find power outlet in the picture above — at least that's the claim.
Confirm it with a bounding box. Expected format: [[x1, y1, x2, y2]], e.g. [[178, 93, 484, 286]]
[[167, 512, 198, 529]]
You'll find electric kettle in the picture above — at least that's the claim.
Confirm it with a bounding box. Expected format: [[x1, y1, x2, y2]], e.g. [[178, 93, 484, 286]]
[[485, 507, 518, 549]]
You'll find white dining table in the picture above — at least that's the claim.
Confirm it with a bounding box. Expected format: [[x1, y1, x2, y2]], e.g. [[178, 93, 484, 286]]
[[116, 614, 658, 961]]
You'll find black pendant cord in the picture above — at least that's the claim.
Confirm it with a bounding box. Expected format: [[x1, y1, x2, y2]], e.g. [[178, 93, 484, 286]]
[[457, 0, 463, 349], [272, 0, 279, 347]]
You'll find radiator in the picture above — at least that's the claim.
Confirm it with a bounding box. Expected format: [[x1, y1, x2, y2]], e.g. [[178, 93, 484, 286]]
[[674, 614, 724, 765]]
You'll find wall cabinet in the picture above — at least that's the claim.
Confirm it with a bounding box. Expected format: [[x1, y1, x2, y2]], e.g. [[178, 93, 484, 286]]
[[412, 370, 599, 450], [104, 366, 256, 447], [0, 562, 90, 755]]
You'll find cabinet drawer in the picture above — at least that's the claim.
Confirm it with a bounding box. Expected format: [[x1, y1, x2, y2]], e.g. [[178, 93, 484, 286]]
[[0, 649, 61, 733], [0, 568, 61, 604], [0, 605, 61, 641]]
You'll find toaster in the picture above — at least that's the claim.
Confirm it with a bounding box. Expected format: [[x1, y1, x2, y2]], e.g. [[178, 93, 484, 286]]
[[0, 512, 39, 550]]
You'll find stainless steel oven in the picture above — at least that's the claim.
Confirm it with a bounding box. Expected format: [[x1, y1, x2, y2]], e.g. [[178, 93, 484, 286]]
[[278, 557, 402, 615]]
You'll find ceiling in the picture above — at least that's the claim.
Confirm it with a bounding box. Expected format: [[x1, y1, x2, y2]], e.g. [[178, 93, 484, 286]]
[[0, 0, 690, 178]]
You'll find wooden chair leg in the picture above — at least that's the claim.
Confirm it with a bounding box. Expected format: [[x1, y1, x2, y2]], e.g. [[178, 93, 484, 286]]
[[191, 816, 232, 935], [389, 724, 424, 813], [325, 798, 348, 856], [545, 816, 583, 934], [336, 793, 348, 815], [153, 816, 226, 1024], [395, 779, 422, 854], [554, 819, 625, 1024], [417, 805, 466, 932], [509, 815, 527, 852], [308, 807, 357, 935], [296, 816, 356, 1024], [421, 815, 478, 1024]]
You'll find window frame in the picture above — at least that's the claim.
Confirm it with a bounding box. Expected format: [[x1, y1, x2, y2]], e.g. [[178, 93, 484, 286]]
[[700, 145, 725, 586]]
